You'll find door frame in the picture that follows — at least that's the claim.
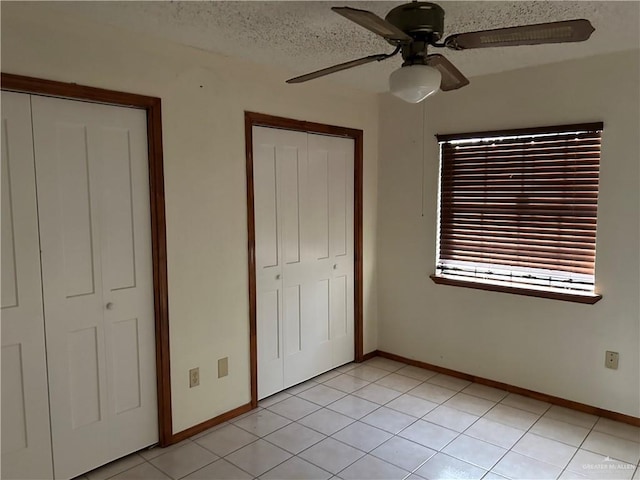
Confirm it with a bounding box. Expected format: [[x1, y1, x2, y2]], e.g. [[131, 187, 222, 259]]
[[1, 73, 174, 446], [244, 111, 364, 407]]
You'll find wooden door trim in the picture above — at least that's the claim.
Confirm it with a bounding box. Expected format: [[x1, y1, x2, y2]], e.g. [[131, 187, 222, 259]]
[[244, 111, 364, 408], [1, 73, 173, 446]]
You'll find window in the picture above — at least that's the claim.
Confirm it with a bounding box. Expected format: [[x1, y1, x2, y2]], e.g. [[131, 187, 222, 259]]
[[432, 123, 603, 304]]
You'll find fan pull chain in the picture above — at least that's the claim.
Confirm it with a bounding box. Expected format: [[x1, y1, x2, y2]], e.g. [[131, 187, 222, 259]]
[[421, 99, 426, 217]]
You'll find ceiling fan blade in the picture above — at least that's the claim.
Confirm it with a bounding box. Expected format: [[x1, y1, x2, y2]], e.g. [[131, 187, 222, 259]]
[[445, 19, 595, 50], [426, 54, 470, 91], [332, 7, 412, 43], [286, 54, 388, 84]]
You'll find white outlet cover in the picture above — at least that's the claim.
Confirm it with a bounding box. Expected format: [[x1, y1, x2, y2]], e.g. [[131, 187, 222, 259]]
[[605, 351, 619, 369]]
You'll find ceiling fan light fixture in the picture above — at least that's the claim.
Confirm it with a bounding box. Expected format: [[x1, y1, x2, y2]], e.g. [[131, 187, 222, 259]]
[[285, 4, 594, 92], [389, 64, 442, 103]]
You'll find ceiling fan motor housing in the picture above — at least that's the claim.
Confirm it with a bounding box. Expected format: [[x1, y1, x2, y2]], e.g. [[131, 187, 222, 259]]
[[385, 2, 445, 43]]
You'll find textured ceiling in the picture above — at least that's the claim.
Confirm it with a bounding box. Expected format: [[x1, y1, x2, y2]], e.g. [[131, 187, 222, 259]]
[[38, 1, 640, 92]]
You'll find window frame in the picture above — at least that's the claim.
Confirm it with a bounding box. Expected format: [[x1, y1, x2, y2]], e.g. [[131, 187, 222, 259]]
[[431, 123, 603, 304]]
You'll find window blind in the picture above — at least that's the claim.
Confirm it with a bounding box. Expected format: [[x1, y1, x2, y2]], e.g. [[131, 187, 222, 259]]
[[435, 123, 602, 295]]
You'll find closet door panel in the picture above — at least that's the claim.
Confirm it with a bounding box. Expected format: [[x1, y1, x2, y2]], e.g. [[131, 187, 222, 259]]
[[308, 134, 354, 367], [57, 123, 97, 297], [32, 95, 157, 479], [279, 146, 302, 266], [1, 91, 54, 480], [32, 97, 109, 479], [254, 141, 279, 271], [101, 127, 137, 290], [256, 289, 282, 399], [308, 151, 330, 260], [97, 106, 156, 455], [253, 127, 293, 398]]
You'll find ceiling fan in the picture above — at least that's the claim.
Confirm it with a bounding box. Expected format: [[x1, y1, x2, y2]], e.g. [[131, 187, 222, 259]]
[[286, 2, 595, 103]]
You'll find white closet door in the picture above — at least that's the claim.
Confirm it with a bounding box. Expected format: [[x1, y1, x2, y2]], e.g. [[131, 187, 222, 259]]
[[254, 127, 307, 399], [307, 134, 354, 369], [31, 96, 157, 479], [254, 126, 354, 399], [1, 92, 54, 480]]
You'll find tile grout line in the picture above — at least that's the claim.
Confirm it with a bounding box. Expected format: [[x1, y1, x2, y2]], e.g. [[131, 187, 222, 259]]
[[276, 365, 396, 477], [329, 368, 484, 478], [96, 359, 638, 480], [484, 398, 554, 479], [238, 384, 634, 480], [402, 390, 502, 479], [398, 386, 562, 478], [257, 361, 417, 478], [153, 439, 234, 480], [99, 442, 192, 480], [407, 394, 585, 478], [558, 413, 601, 479], [214, 364, 391, 480], [556, 409, 634, 479], [275, 364, 512, 479], [482, 396, 618, 478]]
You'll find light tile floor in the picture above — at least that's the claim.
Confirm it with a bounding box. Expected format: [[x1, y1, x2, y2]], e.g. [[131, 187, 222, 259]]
[[78, 357, 640, 480]]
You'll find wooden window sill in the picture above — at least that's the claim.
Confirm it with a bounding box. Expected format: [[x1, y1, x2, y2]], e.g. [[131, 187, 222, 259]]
[[430, 275, 602, 304]]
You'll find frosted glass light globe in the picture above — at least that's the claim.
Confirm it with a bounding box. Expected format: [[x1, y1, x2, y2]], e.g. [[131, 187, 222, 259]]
[[389, 65, 442, 103]]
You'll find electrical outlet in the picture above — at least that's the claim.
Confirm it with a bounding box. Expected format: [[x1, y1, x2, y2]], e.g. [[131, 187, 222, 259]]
[[189, 367, 200, 387], [605, 351, 619, 370], [218, 357, 228, 378]]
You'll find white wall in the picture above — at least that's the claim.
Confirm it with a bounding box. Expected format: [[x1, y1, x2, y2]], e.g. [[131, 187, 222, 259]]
[[377, 50, 640, 417], [1, 3, 379, 433]]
